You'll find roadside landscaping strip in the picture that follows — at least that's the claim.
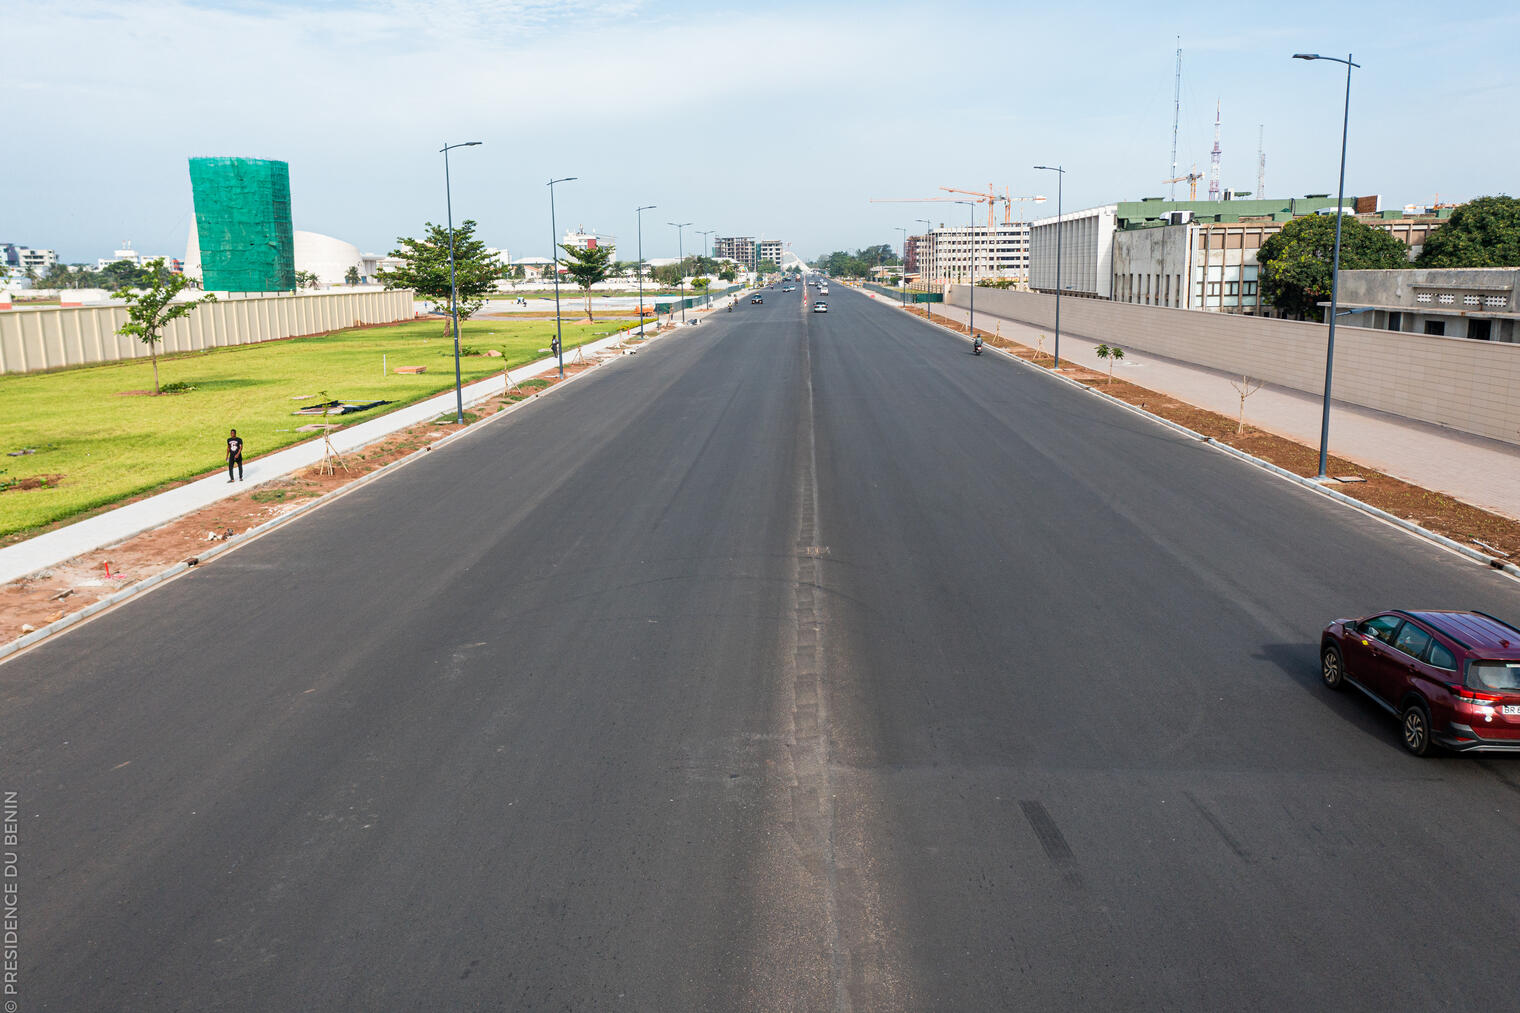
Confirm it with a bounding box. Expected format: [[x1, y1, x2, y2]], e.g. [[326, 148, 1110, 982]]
[[895, 296, 1520, 582], [0, 315, 709, 661]]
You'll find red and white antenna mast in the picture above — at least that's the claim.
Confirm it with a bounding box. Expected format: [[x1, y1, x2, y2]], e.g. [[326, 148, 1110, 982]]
[[1208, 100, 1222, 201]]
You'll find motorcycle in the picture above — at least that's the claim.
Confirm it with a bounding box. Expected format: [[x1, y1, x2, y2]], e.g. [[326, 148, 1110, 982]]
[[973, 336, 983, 356]]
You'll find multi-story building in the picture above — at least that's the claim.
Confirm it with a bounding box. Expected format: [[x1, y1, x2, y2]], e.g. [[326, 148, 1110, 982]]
[[712, 237, 785, 272], [756, 239, 784, 269], [1109, 198, 1452, 315], [905, 235, 927, 275], [714, 236, 755, 269], [562, 229, 613, 255], [2, 243, 59, 276], [1334, 268, 1518, 342], [923, 222, 1031, 285]]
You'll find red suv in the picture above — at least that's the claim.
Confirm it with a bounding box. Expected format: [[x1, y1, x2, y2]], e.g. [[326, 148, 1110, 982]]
[[1320, 610, 1520, 755]]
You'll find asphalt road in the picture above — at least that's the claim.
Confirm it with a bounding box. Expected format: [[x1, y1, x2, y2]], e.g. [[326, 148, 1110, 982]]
[[6, 282, 1520, 1010]]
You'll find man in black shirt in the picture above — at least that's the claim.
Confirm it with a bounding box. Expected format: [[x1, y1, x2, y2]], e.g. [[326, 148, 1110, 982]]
[[226, 429, 244, 482]]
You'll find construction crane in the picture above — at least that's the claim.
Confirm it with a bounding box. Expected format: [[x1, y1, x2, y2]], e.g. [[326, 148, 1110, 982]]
[[938, 184, 1046, 227], [1163, 166, 1204, 201]]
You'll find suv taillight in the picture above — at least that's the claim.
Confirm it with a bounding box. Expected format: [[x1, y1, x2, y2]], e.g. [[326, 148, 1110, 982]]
[[1449, 683, 1507, 705]]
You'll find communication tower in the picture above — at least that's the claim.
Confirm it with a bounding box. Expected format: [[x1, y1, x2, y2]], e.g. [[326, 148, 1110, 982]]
[[1208, 101, 1222, 202]]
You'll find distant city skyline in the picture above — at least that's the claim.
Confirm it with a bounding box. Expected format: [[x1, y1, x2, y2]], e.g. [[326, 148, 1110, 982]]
[[9, 0, 1517, 264]]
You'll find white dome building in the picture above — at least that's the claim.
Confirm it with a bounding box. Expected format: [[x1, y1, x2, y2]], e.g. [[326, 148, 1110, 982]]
[[293, 230, 362, 286], [184, 219, 363, 288]]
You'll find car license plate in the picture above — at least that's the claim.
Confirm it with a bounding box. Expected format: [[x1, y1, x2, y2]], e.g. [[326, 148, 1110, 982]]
[[1503, 705, 1520, 716]]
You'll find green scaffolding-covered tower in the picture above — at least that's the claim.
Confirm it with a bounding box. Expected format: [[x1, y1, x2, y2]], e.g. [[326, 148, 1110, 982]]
[[188, 156, 295, 292]]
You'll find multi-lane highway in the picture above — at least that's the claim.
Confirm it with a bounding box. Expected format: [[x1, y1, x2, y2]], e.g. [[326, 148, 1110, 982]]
[[6, 282, 1520, 1010]]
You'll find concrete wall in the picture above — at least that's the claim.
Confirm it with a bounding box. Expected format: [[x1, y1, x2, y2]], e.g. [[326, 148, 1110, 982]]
[[947, 285, 1520, 447], [0, 288, 414, 375]]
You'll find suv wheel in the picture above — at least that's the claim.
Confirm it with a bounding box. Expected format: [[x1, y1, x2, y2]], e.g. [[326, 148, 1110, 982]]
[[1400, 701, 1434, 757], [1321, 646, 1346, 690]]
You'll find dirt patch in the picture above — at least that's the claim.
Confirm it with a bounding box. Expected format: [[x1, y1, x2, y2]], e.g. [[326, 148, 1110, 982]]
[[1, 475, 65, 494], [913, 305, 1520, 562], [2, 358, 606, 643]]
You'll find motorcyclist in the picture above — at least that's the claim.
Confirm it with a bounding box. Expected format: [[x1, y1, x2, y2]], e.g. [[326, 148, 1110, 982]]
[[973, 336, 983, 354]]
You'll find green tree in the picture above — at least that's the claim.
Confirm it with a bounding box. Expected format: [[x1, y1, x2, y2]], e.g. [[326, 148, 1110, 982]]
[[1095, 343, 1124, 384], [380, 219, 501, 330], [100, 259, 151, 290], [691, 276, 710, 291], [114, 258, 216, 394], [1257, 215, 1409, 320], [294, 270, 320, 290], [756, 258, 780, 276], [1416, 195, 1520, 268], [558, 242, 615, 321], [344, 265, 361, 286], [718, 265, 736, 282]]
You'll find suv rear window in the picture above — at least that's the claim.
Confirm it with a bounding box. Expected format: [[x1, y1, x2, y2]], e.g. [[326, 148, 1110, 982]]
[[1469, 660, 1520, 692], [1426, 641, 1457, 671]]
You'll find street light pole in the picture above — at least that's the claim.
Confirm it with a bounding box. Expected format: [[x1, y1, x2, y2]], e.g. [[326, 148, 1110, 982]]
[[668, 221, 692, 322], [1294, 51, 1360, 480], [696, 230, 714, 306], [441, 140, 481, 423], [952, 200, 976, 340], [1034, 164, 1065, 369], [916, 217, 932, 316], [636, 204, 656, 336], [895, 226, 908, 307], [547, 175, 577, 379]]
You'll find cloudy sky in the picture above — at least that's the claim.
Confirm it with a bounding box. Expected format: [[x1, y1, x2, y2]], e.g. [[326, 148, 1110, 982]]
[[8, 0, 1517, 264]]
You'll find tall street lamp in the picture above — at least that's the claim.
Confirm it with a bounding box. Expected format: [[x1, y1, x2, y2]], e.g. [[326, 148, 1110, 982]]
[[895, 226, 908, 307], [668, 221, 692, 322], [441, 140, 481, 423], [696, 230, 714, 306], [636, 204, 656, 336], [1294, 51, 1360, 480], [1033, 164, 1065, 369], [547, 175, 577, 379], [953, 200, 976, 340], [916, 217, 932, 313]]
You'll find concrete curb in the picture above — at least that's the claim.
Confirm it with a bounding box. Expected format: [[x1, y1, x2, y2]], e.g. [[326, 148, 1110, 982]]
[[0, 321, 696, 664], [906, 298, 1520, 582]]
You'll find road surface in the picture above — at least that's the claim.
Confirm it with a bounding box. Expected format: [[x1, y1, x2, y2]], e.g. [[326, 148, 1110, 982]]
[[6, 282, 1519, 1010]]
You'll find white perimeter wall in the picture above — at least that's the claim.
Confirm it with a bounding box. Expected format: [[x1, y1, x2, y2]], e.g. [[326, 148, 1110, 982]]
[[0, 288, 415, 375], [947, 286, 1520, 447]]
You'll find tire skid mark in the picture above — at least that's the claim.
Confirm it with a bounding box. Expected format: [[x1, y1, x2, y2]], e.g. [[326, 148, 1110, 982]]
[[1019, 799, 1084, 888], [1185, 790, 1253, 862]]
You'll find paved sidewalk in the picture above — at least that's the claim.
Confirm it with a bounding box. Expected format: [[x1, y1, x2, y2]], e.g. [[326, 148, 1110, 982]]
[[0, 323, 676, 585], [909, 298, 1520, 521]]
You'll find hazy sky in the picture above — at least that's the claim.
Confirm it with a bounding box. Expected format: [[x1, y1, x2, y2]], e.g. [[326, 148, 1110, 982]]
[[8, 0, 1517, 264]]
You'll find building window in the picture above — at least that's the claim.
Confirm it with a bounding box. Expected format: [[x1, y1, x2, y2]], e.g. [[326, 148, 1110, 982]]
[[1206, 281, 1221, 296], [1225, 281, 1239, 296], [1469, 319, 1493, 341], [1416, 292, 1432, 303], [1242, 280, 1258, 297], [1484, 295, 1506, 308], [1387, 311, 1402, 332], [1437, 293, 1455, 305], [1424, 320, 1445, 336]]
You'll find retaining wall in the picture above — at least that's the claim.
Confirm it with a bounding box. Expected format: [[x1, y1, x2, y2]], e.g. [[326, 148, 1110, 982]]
[[947, 286, 1520, 446], [0, 288, 415, 375]]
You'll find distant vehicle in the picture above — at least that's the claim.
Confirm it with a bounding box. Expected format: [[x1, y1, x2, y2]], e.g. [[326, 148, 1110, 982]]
[[751, 294, 763, 304], [819, 286, 829, 296], [813, 301, 828, 313], [783, 285, 795, 292], [1320, 609, 1520, 755]]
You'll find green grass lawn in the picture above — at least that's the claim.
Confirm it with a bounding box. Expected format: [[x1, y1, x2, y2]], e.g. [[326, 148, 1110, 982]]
[[0, 316, 638, 538]]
